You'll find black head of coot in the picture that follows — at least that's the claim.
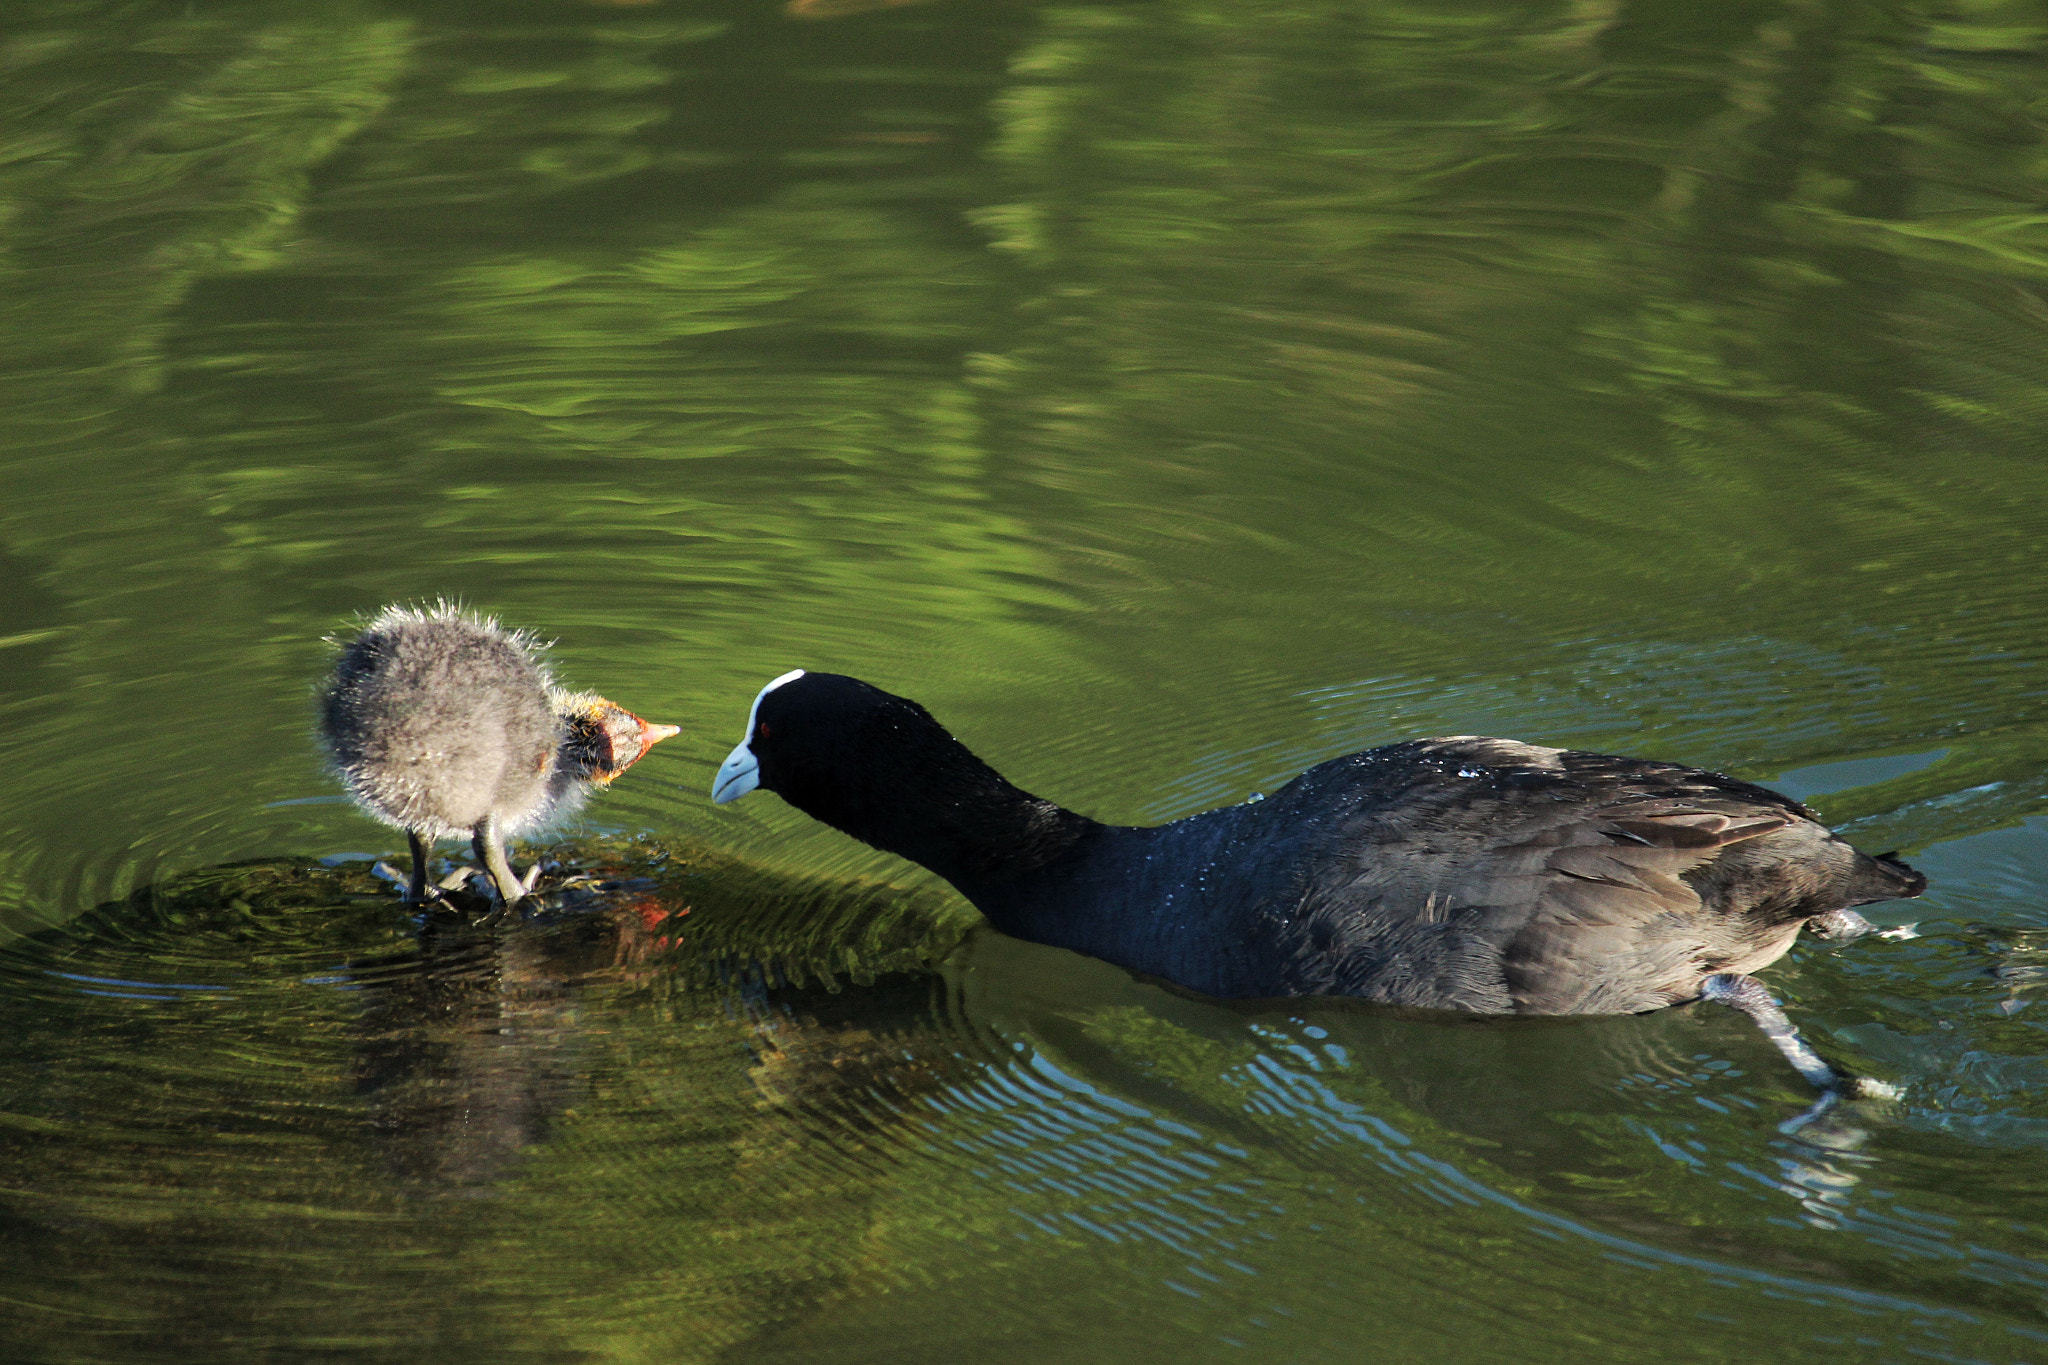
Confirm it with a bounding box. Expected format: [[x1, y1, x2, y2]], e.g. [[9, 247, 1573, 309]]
[[714, 671, 1085, 884]]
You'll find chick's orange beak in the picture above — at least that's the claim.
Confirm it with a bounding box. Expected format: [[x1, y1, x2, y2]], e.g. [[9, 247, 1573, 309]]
[[622, 711, 680, 769]]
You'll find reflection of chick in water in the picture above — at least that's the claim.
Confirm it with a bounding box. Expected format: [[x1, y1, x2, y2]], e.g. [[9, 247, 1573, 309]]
[[351, 907, 590, 1188], [350, 867, 965, 1190]]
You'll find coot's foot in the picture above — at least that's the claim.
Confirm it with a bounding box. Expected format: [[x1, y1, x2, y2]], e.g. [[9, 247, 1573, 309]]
[[1806, 909, 1878, 942], [1701, 972, 1898, 1099]]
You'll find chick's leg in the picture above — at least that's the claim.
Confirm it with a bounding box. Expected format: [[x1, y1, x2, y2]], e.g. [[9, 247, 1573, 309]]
[[406, 831, 431, 904], [471, 812, 525, 908]]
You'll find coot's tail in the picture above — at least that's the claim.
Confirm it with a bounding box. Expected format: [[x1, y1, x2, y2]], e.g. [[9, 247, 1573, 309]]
[[1849, 850, 1927, 904]]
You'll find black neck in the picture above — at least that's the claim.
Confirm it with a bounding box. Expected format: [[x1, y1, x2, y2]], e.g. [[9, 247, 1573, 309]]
[[781, 742, 1108, 899]]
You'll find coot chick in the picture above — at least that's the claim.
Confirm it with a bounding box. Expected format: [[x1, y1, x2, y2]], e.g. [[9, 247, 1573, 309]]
[[323, 603, 678, 907], [713, 671, 1924, 1096]]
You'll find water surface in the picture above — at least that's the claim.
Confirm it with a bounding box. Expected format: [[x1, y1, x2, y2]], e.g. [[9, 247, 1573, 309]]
[[3, 0, 2047, 1360]]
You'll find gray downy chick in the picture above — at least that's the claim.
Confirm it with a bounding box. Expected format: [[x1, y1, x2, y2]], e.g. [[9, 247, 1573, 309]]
[[321, 602, 678, 906]]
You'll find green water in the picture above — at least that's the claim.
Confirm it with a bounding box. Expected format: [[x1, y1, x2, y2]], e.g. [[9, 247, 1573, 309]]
[[3, 0, 2048, 1359]]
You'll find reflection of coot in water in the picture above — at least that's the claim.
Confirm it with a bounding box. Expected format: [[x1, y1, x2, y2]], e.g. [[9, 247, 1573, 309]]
[[714, 671, 1925, 1097], [320, 603, 677, 907]]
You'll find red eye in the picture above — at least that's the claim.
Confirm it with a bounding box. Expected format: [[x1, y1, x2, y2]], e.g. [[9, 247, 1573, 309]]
[[757, 722, 771, 740]]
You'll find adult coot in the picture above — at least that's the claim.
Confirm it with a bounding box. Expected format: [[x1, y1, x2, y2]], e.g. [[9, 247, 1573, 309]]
[[323, 603, 677, 906], [713, 670, 1923, 1096]]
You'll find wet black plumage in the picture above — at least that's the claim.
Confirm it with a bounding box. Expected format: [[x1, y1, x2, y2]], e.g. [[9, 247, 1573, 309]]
[[714, 672, 1924, 1093]]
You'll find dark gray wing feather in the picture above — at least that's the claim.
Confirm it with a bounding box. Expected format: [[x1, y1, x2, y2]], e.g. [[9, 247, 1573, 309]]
[[1265, 740, 1861, 1014]]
